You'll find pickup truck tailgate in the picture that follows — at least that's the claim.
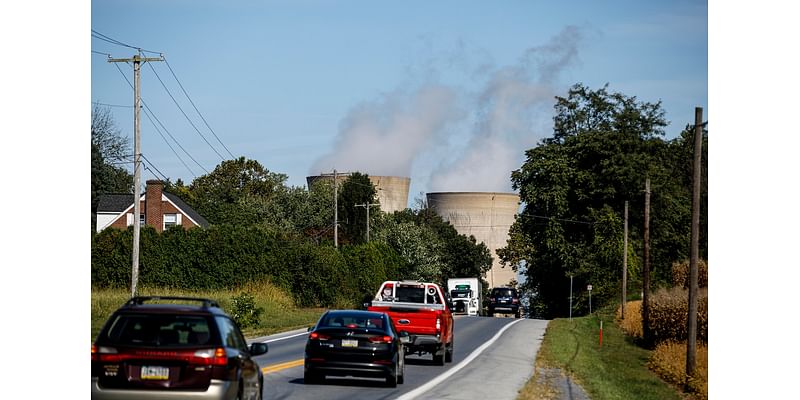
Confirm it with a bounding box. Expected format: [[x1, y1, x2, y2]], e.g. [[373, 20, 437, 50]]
[[368, 304, 440, 336]]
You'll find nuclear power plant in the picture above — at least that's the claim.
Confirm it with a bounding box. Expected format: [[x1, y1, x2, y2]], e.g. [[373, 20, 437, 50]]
[[426, 192, 520, 289], [306, 173, 411, 214]]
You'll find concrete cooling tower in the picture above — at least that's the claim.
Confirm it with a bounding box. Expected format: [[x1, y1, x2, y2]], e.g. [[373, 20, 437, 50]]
[[306, 173, 410, 214], [426, 192, 520, 289]]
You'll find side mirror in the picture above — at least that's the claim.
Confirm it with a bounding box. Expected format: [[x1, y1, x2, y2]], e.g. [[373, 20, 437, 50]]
[[307, 326, 313, 332], [399, 330, 412, 344], [250, 342, 269, 356]]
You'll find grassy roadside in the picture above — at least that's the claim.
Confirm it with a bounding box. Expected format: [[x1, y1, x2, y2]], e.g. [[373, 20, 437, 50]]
[[518, 306, 684, 400], [91, 282, 326, 342]]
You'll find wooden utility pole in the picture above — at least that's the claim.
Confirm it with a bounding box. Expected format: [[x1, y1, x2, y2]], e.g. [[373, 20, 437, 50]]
[[333, 169, 338, 248], [622, 201, 628, 319], [686, 107, 703, 385], [108, 54, 163, 298], [642, 178, 651, 344], [355, 203, 379, 242]]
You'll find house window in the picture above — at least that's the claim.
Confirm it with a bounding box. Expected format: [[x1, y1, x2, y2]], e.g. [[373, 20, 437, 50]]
[[164, 214, 178, 230], [140, 214, 146, 226]]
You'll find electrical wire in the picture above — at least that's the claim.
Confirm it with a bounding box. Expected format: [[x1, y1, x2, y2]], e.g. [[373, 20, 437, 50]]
[[112, 61, 206, 177], [146, 61, 226, 161], [164, 57, 235, 159], [92, 50, 112, 57], [141, 154, 172, 183], [91, 29, 162, 54], [92, 100, 133, 108]]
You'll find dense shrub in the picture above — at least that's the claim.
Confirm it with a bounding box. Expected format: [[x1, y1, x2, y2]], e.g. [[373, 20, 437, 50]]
[[616, 288, 707, 344], [92, 225, 403, 308], [648, 340, 708, 400], [671, 259, 708, 289], [649, 286, 708, 343], [616, 300, 643, 338], [229, 292, 264, 329]]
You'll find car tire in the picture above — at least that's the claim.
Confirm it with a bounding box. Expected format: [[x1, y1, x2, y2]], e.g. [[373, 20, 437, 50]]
[[398, 357, 405, 384], [386, 364, 398, 388], [433, 346, 445, 366], [445, 339, 453, 363], [304, 370, 322, 385]]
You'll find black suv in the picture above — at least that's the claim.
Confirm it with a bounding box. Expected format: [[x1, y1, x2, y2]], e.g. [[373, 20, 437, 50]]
[[487, 287, 521, 318], [91, 296, 268, 400]]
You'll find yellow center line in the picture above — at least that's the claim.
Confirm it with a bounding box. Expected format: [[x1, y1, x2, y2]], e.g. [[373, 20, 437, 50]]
[[261, 359, 304, 374]]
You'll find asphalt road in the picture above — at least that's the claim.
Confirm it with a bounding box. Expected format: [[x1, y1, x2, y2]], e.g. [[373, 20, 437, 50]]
[[249, 315, 549, 400]]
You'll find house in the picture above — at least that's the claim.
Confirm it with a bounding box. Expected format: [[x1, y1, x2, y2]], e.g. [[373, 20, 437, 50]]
[[95, 180, 209, 233]]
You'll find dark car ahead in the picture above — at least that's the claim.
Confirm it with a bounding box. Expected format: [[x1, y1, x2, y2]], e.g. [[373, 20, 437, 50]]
[[488, 287, 521, 318], [304, 310, 409, 387], [91, 296, 268, 400]]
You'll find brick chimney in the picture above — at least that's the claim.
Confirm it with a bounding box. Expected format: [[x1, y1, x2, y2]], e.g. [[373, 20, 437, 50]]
[[145, 180, 165, 232]]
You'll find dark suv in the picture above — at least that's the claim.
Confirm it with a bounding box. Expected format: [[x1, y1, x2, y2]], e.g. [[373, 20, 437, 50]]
[[487, 287, 521, 318], [91, 296, 268, 399]]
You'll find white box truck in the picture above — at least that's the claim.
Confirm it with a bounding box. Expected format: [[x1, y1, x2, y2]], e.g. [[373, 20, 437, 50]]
[[446, 278, 482, 316]]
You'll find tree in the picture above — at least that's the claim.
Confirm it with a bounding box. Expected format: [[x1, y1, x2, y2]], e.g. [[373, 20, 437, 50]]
[[500, 83, 705, 318], [337, 172, 378, 244], [91, 106, 133, 232], [185, 157, 288, 224]]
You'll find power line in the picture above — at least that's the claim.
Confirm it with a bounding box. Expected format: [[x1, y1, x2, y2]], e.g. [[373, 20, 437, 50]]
[[91, 29, 162, 54], [141, 153, 171, 182], [113, 61, 207, 177], [92, 50, 112, 57], [164, 57, 235, 159], [146, 61, 226, 161], [93, 100, 133, 108], [142, 107, 200, 178]]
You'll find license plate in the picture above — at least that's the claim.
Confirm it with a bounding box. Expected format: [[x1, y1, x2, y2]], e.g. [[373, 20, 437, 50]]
[[141, 366, 169, 380], [341, 339, 358, 347]]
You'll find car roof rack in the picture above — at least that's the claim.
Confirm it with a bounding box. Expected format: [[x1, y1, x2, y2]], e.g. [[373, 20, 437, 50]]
[[126, 296, 220, 308]]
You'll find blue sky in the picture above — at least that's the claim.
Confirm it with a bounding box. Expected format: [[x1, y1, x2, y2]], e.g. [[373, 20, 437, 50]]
[[91, 0, 708, 202]]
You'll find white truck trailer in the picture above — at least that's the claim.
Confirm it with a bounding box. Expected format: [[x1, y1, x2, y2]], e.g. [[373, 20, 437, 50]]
[[446, 278, 482, 316]]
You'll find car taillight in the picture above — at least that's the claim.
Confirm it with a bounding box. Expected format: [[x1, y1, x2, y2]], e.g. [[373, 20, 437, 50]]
[[512, 298, 519, 304], [309, 332, 330, 341], [92, 345, 119, 362], [368, 335, 393, 344], [192, 348, 228, 366], [91, 345, 227, 366], [490, 298, 496, 303]]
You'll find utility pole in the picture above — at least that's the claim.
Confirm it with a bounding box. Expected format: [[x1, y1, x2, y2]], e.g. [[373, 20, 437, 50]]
[[622, 200, 628, 320], [686, 107, 704, 386], [355, 202, 379, 242], [569, 274, 573, 321], [642, 178, 652, 344], [108, 53, 163, 298], [333, 169, 338, 248]]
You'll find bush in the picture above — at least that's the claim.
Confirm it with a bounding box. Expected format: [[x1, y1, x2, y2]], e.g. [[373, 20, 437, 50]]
[[616, 287, 708, 345], [616, 300, 643, 339], [229, 292, 264, 329], [649, 286, 708, 343], [671, 259, 708, 289], [648, 340, 708, 400]]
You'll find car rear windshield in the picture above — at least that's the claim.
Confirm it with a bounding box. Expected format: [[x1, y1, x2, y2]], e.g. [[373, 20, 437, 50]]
[[492, 289, 517, 297], [319, 313, 386, 330], [101, 313, 215, 347]]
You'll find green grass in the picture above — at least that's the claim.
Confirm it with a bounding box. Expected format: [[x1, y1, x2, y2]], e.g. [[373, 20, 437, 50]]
[[520, 306, 684, 400], [91, 282, 326, 342]]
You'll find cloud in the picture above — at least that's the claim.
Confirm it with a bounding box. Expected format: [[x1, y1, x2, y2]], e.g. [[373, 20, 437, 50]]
[[312, 26, 585, 194]]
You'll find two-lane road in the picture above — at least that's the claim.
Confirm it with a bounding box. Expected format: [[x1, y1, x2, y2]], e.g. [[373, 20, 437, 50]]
[[250, 316, 549, 400]]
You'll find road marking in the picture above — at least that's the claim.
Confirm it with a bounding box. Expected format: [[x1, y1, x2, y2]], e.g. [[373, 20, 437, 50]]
[[262, 332, 308, 343], [262, 359, 304, 374], [395, 319, 525, 400]]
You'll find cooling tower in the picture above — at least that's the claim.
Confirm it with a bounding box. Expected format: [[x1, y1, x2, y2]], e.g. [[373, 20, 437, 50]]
[[426, 192, 520, 289], [306, 173, 410, 214]]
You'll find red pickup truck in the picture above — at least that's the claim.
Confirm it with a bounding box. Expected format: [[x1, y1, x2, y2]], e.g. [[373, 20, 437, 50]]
[[367, 280, 454, 365]]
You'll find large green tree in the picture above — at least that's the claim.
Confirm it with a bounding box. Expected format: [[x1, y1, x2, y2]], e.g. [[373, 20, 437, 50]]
[[500, 83, 707, 319], [184, 157, 288, 224], [337, 172, 379, 245]]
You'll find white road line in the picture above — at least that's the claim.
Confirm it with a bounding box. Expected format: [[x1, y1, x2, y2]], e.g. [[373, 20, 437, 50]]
[[395, 319, 525, 400], [262, 332, 308, 343]]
